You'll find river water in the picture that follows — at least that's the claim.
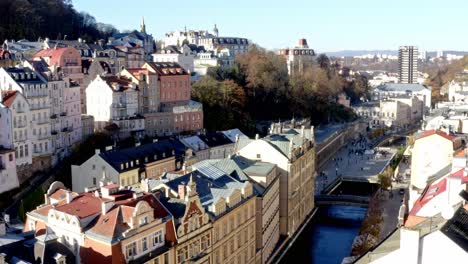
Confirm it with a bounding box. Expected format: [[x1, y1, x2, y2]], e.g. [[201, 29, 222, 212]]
[[281, 205, 368, 264]]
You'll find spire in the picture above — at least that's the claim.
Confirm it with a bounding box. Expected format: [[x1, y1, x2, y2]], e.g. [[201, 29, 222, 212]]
[[188, 174, 198, 197], [213, 24, 219, 37], [140, 16, 146, 33]]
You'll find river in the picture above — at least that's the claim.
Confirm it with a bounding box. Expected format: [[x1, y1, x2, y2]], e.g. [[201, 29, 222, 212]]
[[281, 205, 368, 264]]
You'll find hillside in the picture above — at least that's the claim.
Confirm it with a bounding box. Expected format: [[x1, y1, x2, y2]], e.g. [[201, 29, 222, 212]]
[[0, 0, 117, 42], [425, 56, 468, 103]]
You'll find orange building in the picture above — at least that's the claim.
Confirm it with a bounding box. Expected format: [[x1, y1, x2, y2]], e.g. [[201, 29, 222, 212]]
[[24, 181, 177, 264]]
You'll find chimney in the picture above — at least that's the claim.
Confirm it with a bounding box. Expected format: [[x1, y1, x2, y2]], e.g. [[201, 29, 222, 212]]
[[178, 184, 186, 200], [101, 200, 114, 215], [95, 149, 101, 154], [0, 253, 6, 264], [0, 221, 6, 236], [255, 134, 259, 140], [65, 191, 72, 204], [235, 134, 240, 142], [300, 125, 305, 138], [135, 142, 141, 147]]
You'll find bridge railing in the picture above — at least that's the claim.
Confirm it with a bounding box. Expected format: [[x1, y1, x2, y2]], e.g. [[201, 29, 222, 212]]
[[315, 194, 370, 205]]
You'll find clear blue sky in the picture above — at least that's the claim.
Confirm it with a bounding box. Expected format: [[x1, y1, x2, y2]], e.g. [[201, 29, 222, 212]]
[[73, 0, 468, 52]]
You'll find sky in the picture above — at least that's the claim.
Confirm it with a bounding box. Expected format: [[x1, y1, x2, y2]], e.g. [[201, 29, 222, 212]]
[[73, 0, 468, 52]]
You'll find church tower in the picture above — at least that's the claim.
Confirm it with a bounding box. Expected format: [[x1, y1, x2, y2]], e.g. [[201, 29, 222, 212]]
[[140, 16, 146, 34], [213, 24, 219, 37]]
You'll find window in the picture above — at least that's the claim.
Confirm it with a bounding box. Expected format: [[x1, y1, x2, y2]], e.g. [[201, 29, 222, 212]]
[[153, 230, 163, 247], [9, 154, 13, 162], [142, 237, 148, 251], [126, 242, 137, 258], [163, 253, 169, 264], [93, 177, 97, 185], [256, 154, 261, 159]]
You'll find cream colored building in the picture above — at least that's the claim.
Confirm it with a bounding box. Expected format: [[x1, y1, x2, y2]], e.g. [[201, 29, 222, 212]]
[[410, 130, 462, 191], [154, 166, 257, 264], [236, 125, 315, 237]]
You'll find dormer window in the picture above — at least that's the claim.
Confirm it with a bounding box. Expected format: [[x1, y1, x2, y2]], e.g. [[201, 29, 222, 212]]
[[139, 216, 148, 226]]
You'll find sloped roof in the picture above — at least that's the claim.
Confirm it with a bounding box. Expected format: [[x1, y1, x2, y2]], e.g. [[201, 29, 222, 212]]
[[33, 47, 79, 67], [99, 139, 186, 173], [375, 83, 431, 92], [440, 206, 468, 251], [1, 90, 18, 107], [415, 129, 457, 142]]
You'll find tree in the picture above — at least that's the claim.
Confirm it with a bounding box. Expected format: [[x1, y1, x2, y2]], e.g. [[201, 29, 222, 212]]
[[378, 167, 393, 191], [317, 54, 330, 70]]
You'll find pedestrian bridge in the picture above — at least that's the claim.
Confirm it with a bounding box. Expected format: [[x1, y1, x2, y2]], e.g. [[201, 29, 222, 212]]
[[314, 194, 370, 207], [321, 176, 379, 195]]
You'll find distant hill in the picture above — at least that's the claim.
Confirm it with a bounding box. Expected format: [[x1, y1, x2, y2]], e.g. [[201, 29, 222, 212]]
[[324, 50, 468, 58], [324, 50, 398, 57], [0, 0, 117, 43]]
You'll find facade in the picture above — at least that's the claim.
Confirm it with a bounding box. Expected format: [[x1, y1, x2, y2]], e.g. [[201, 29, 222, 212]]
[[398, 46, 418, 84], [236, 124, 316, 237], [24, 60, 82, 159], [410, 130, 462, 191], [279, 39, 316, 75], [152, 45, 195, 73], [121, 62, 204, 137], [33, 47, 85, 113], [71, 139, 186, 192], [0, 67, 53, 171], [0, 100, 19, 194], [447, 80, 468, 102], [23, 181, 176, 264], [195, 157, 280, 264], [86, 74, 144, 138], [373, 83, 432, 111], [154, 167, 257, 264]]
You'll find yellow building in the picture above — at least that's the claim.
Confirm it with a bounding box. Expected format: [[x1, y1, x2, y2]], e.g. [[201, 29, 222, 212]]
[[155, 167, 256, 264]]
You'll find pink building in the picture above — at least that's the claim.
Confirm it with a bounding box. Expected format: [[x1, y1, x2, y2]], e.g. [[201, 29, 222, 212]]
[[33, 47, 85, 112]]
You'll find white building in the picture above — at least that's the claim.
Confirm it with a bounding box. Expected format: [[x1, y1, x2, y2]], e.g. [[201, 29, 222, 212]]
[[373, 83, 432, 112], [0, 99, 19, 194], [24, 60, 83, 160], [279, 39, 316, 75], [86, 74, 144, 138], [152, 44, 194, 73]]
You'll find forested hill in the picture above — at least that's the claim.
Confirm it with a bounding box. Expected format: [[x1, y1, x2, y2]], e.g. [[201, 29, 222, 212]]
[[0, 0, 118, 42]]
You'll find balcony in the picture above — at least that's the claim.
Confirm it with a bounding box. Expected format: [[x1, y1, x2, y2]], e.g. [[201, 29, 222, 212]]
[[37, 134, 51, 140], [51, 130, 58, 135], [50, 114, 57, 119], [16, 122, 27, 128], [60, 112, 67, 117], [62, 126, 73, 133], [36, 119, 49, 125], [113, 103, 127, 109]]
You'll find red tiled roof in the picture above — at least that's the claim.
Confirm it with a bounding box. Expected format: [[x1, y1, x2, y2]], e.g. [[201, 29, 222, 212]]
[[404, 215, 427, 227], [1, 90, 18, 107], [55, 193, 103, 219], [454, 149, 466, 158], [101, 184, 120, 190], [88, 193, 171, 240], [144, 62, 188, 76], [33, 47, 80, 67], [449, 168, 468, 184], [49, 189, 71, 201], [417, 129, 457, 142], [409, 178, 447, 216], [103, 75, 136, 92]]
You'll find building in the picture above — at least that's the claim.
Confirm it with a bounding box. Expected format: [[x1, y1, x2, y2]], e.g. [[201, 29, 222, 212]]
[[279, 39, 316, 75], [373, 83, 432, 111], [447, 79, 468, 102], [110, 18, 155, 58], [398, 46, 418, 84], [152, 167, 257, 264], [0, 99, 19, 194], [179, 135, 211, 163], [192, 156, 281, 264], [85, 74, 144, 138], [198, 132, 236, 160], [353, 95, 423, 129], [152, 45, 195, 73], [71, 138, 187, 192], [0, 67, 53, 172], [81, 115, 94, 139], [33, 47, 85, 113], [410, 130, 462, 192], [236, 124, 315, 237], [24, 59, 82, 160], [23, 181, 176, 264], [122, 62, 204, 137]]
